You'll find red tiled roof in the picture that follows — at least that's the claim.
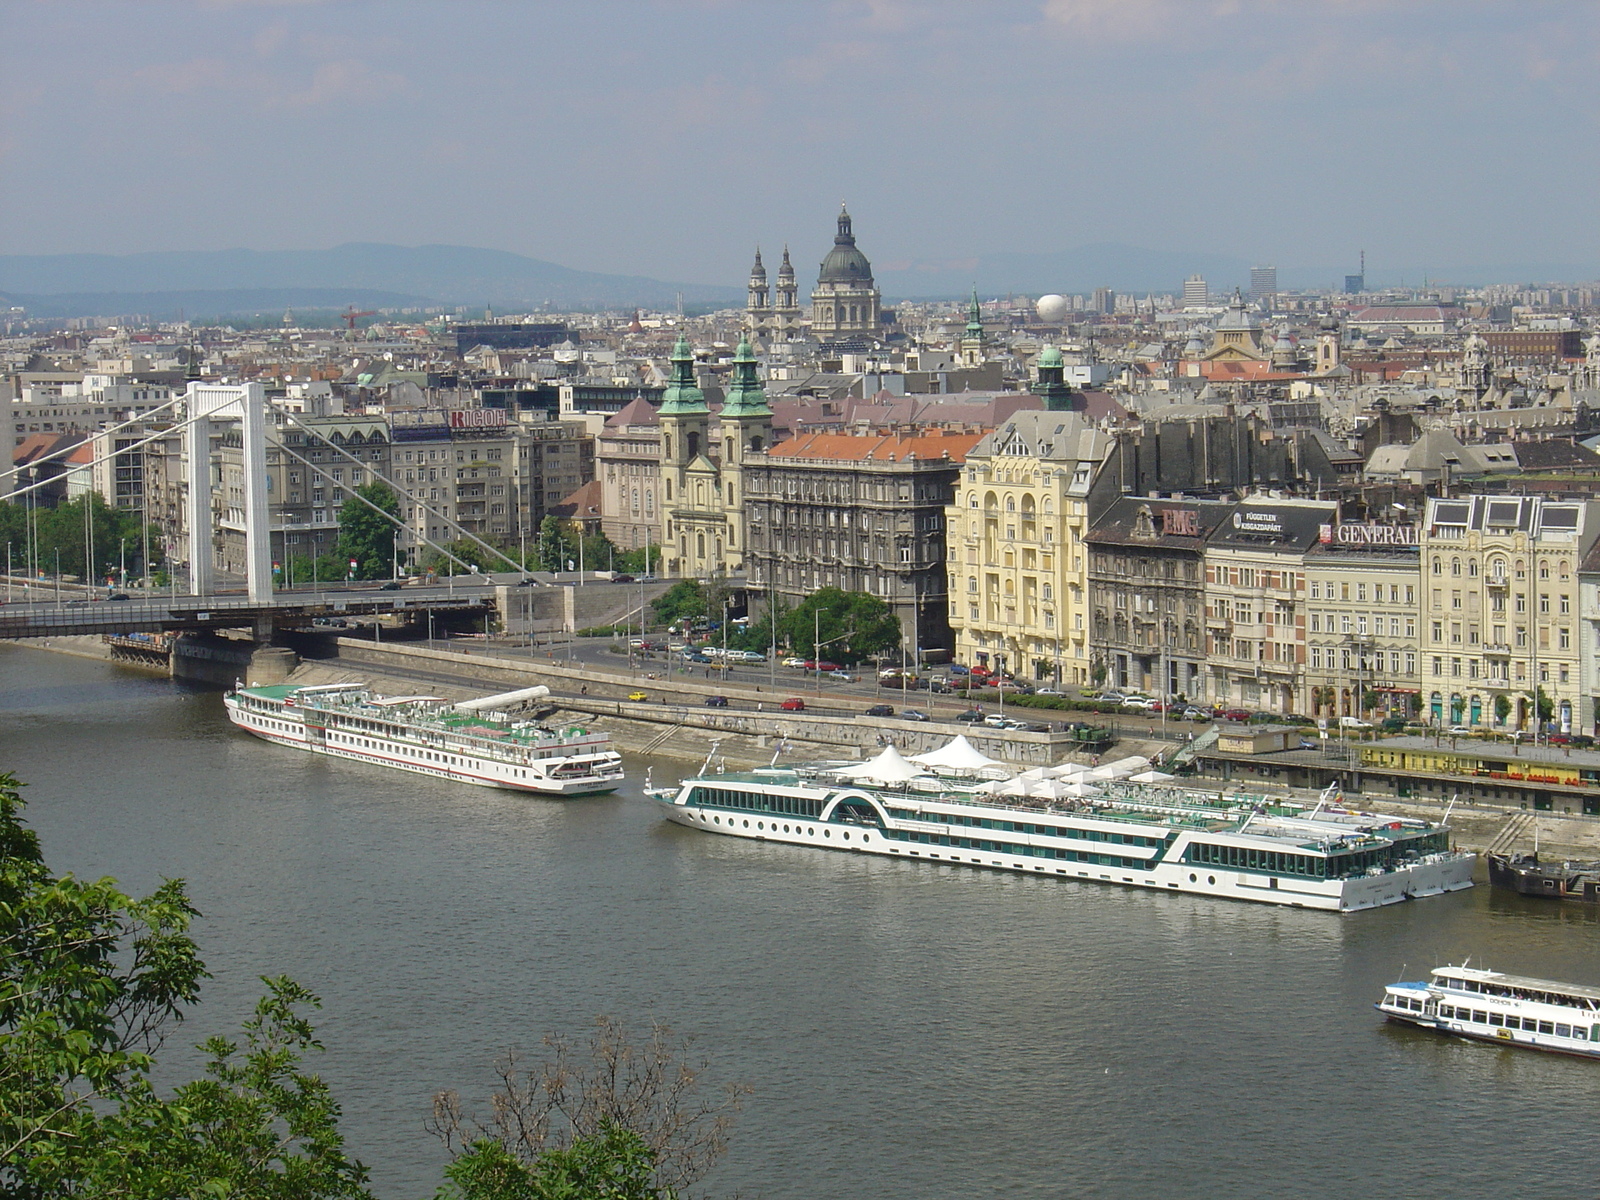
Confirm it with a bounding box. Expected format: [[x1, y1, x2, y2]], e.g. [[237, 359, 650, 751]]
[[766, 427, 987, 464]]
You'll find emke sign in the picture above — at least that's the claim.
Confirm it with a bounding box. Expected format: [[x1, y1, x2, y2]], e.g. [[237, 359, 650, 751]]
[[1318, 523, 1420, 547], [1160, 509, 1199, 536]]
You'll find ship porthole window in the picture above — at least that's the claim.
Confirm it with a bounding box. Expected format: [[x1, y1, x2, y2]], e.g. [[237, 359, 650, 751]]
[[742, 820, 749, 828], [808, 827, 815, 835], [783, 824, 790, 833], [757, 822, 764, 830], [1189, 873, 1196, 882], [843, 832, 851, 841], [824, 829, 831, 838], [863, 835, 870, 843], [1208, 875, 1215, 885]]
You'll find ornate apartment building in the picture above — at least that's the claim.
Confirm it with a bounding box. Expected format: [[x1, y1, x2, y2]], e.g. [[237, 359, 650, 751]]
[[596, 396, 661, 552], [742, 426, 983, 648], [1203, 499, 1336, 715], [1419, 494, 1600, 733], [1085, 498, 1232, 701], [1302, 526, 1421, 721], [945, 410, 1111, 683]]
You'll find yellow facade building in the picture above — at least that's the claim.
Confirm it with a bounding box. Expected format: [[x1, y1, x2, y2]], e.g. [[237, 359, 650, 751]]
[[944, 410, 1110, 681]]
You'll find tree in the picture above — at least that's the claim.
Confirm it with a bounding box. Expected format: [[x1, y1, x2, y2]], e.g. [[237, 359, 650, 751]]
[[651, 580, 707, 628], [778, 588, 900, 665], [336, 481, 402, 580], [0, 773, 371, 1197], [429, 1015, 747, 1200], [1494, 692, 1512, 726]]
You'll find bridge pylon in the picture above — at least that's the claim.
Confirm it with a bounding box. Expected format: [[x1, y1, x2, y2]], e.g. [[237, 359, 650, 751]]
[[184, 382, 273, 604]]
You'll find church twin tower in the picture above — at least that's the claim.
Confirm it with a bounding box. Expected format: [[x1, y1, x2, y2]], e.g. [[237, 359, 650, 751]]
[[746, 205, 882, 343]]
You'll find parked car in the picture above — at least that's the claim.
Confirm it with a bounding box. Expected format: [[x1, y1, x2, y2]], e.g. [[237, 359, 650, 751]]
[[1121, 697, 1156, 711], [781, 656, 808, 668], [1219, 708, 1252, 723], [927, 680, 955, 695], [954, 710, 985, 723], [611, 574, 636, 584], [864, 704, 895, 717], [1379, 715, 1408, 733], [968, 665, 993, 679], [1298, 738, 1319, 750], [704, 695, 729, 707], [1034, 687, 1066, 697], [627, 690, 648, 702], [682, 653, 711, 665], [1339, 716, 1373, 729], [1181, 707, 1211, 721], [948, 664, 970, 676], [1097, 692, 1128, 705], [779, 697, 806, 712], [813, 661, 841, 673], [900, 709, 931, 722], [983, 713, 1012, 727], [1446, 724, 1473, 735]]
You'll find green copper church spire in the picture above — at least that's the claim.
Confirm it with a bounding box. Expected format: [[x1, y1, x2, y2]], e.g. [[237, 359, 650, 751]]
[[720, 334, 772, 418], [657, 333, 708, 415], [966, 288, 984, 338]]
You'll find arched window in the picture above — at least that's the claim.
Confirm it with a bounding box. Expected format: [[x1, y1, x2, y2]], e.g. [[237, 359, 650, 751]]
[[1559, 560, 1571, 579], [1539, 560, 1550, 580], [1451, 558, 1461, 576], [750, 434, 764, 452], [1432, 557, 1442, 575], [1467, 560, 1478, 577], [687, 431, 700, 458], [1005, 495, 1016, 512], [696, 533, 705, 559]]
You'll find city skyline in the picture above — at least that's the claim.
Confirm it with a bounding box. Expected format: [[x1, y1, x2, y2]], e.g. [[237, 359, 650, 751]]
[[3, 1, 1599, 287]]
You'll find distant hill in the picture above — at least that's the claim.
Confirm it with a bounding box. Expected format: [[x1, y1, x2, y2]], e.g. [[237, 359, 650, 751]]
[[0, 287, 441, 323], [0, 243, 742, 316]]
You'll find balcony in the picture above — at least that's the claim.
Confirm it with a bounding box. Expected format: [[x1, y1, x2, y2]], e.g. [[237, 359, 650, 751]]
[[1486, 575, 1508, 589], [1483, 642, 1512, 655]]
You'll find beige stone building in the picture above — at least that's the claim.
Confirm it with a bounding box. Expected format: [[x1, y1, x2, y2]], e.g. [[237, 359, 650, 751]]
[[1419, 495, 1600, 732], [1303, 525, 1421, 721], [1203, 499, 1337, 715], [945, 410, 1111, 682]]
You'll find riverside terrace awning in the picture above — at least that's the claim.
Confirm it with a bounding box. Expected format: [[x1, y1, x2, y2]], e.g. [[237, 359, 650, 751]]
[[910, 735, 1007, 774], [833, 744, 930, 785]]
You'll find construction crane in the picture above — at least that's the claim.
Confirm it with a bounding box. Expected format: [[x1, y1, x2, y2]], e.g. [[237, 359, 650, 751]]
[[340, 306, 376, 332]]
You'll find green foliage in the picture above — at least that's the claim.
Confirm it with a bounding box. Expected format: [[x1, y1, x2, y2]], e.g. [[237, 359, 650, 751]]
[[1535, 686, 1554, 722], [336, 481, 401, 581], [0, 495, 161, 582], [0, 773, 371, 1197], [1493, 692, 1512, 724], [779, 588, 900, 665], [650, 580, 707, 627], [439, 1124, 667, 1200]]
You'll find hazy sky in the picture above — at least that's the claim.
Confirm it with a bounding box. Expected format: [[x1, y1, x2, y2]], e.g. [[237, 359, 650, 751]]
[[3, 0, 1597, 284]]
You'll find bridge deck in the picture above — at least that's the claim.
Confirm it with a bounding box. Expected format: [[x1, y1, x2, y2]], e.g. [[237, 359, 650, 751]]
[[0, 585, 495, 639]]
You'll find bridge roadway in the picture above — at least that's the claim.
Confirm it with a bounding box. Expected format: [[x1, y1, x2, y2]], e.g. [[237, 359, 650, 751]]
[[0, 583, 496, 639]]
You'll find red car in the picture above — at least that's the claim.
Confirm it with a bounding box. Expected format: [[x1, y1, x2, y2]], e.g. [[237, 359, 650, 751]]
[[1219, 708, 1251, 722], [780, 697, 806, 712], [969, 665, 993, 679], [814, 661, 841, 673]]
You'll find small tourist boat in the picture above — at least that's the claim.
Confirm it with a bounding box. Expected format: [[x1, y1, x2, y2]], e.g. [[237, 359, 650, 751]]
[[1378, 964, 1600, 1059]]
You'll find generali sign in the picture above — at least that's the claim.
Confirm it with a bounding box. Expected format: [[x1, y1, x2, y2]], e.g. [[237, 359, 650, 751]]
[[1318, 523, 1420, 547]]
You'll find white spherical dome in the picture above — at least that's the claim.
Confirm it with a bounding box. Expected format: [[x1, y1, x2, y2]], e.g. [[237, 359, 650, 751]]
[[1035, 294, 1069, 322]]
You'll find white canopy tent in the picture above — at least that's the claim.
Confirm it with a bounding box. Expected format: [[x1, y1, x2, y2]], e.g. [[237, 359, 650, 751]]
[[1128, 769, 1177, 783], [834, 744, 929, 785], [910, 736, 1007, 774]]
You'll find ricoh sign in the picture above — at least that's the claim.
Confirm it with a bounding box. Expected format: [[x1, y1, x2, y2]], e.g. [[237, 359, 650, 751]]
[[1318, 523, 1420, 547], [448, 408, 507, 430]]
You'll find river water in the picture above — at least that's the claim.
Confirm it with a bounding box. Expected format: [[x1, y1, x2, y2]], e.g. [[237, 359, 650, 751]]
[[2, 645, 1597, 1199]]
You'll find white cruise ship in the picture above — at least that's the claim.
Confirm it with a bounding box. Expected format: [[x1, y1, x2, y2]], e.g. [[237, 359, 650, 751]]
[[649, 740, 1473, 911], [225, 682, 623, 796], [1379, 965, 1600, 1059]]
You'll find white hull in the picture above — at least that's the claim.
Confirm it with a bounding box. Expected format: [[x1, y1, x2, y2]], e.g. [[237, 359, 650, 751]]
[[1380, 969, 1600, 1059], [658, 797, 1475, 911], [225, 694, 621, 796]]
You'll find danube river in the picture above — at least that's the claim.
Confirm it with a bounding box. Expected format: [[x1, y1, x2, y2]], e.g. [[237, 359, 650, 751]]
[[3, 645, 1598, 1199]]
